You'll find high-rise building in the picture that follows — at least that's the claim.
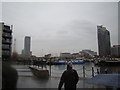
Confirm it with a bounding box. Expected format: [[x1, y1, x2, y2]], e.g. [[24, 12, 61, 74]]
[[111, 45, 120, 58], [24, 36, 31, 56], [21, 49, 24, 55], [97, 25, 111, 57], [0, 23, 12, 61]]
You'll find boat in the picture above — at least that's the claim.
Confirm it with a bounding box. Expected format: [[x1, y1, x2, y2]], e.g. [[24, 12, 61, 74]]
[[52, 60, 67, 65], [51, 59, 85, 65], [71, 60, 85, 64]]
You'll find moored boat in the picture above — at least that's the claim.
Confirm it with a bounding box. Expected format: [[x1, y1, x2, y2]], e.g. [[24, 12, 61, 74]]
[[51, 59, 85, 65], [52, 60, 67, 65], [71, 60, 85, 64]]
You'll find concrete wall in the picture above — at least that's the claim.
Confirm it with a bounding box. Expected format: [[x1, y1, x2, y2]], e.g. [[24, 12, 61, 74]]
[[0, 23, 2, 60], [0, 23, 3, 90], [118, 2, 120, 57]]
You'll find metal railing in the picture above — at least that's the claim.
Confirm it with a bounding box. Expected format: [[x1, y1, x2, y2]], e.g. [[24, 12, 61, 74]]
[[49, 66, 100, 78]]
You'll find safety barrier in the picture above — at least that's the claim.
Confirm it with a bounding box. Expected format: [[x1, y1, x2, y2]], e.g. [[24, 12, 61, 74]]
[[50, 66, 100, 78]]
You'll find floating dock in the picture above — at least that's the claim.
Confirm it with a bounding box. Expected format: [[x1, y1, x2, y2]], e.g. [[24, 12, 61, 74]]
[[29, 66, 49, 79]]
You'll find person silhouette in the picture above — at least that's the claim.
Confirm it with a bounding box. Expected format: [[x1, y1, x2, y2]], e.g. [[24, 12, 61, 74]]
[[58, 62, 79, 90]]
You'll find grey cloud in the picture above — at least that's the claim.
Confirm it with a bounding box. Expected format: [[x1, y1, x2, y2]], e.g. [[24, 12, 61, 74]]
[[2, 2, 117, 56], [67, 20, 97, 40]]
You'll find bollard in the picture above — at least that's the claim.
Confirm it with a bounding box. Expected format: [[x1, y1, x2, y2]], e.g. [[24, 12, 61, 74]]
[[97, 68, 99, 74], [83, 66, 85, 78], [92, 67, 94, 77], [105, 68, 107, 74], [49, 65, 51, 77]]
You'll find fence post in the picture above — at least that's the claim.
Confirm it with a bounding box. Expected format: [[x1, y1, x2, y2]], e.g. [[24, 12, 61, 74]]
[[49, 59, 51, 77], [105, 68, 107, 74], [92, 67, 94, 77], [83, 66, 85, 78]]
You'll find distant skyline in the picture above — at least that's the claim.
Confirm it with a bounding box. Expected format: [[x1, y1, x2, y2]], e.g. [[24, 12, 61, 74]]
[[2, 2, 118, 56]]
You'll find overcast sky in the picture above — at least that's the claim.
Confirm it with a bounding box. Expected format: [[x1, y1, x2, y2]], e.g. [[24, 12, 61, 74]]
[[2, 2, 118, 56]]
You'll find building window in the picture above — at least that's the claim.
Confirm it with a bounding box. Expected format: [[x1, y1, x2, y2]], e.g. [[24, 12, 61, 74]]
[[2, 50, 10, 55]]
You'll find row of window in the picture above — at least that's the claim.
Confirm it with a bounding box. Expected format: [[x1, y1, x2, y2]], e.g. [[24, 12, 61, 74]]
[[3, 32, 11, 36], [2, 50, 10, 55], [2, 44, 10, 49], [2, 38, 12, 43]]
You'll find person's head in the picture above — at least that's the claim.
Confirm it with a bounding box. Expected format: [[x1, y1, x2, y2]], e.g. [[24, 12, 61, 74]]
[[67, 62, 72, 70]]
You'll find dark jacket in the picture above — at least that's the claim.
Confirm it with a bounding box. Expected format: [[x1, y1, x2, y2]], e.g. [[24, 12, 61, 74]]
[[58, 68, 79, 90]]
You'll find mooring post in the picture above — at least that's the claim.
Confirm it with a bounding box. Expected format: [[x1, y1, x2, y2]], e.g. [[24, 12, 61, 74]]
[[97, 68, 99, 74], [105, 68, 108, 74], [83, 66, 85, 78], [49, 58, 51, 77], [92, 67, 94, 77]]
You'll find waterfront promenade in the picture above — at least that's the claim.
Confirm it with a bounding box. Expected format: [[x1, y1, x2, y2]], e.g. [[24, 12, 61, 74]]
[[11, 62, 105, 88]]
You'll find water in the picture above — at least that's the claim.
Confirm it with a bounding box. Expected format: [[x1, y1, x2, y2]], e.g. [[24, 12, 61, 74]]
[[11, 62, 104, 88]]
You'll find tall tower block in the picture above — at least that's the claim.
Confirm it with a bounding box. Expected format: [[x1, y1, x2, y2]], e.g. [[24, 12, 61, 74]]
[[97, 25, 111, 57]]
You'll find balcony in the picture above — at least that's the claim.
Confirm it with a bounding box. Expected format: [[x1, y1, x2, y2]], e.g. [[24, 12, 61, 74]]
[[3, 29, 12, 33], [2, 46, 10, 50], [3, 26, 12, 33], [2, 51, 10, 56], [2, 34, 12, 39], [2, 40, 12, 44]]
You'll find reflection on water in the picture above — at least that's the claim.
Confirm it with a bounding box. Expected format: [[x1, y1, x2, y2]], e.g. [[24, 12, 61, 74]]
[[53, 65, 66, 70], [100, 65, 120, 74], [11, 62, 105, 88]]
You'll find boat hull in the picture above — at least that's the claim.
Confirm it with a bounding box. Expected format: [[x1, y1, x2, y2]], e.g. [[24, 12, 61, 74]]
[[51, 60, 85, 65]]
